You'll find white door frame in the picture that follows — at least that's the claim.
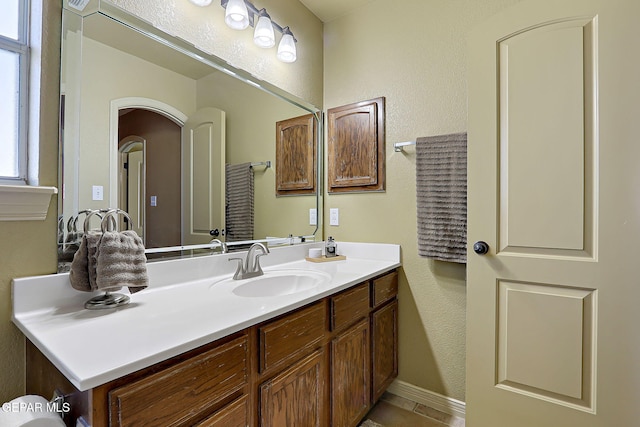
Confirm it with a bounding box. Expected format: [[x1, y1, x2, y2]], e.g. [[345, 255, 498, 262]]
[[109, 97, 188, 208]]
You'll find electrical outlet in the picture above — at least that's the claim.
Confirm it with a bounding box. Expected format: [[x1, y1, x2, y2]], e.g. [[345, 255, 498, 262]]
[[309, 208, 317, 225], [330, 208, 339, 226], [150, 196, 157, 207]]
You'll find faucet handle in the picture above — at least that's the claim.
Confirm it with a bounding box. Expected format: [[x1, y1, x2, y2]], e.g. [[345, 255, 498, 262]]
[[229, 257, 245, 280]]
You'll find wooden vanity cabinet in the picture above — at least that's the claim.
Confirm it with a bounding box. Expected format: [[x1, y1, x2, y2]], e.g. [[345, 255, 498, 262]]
[[260, 349, 327, 427], [371, 271, 399, 402], [256, 301, 329, 427], [102, 333, 251, 427], [372, 300, 398, 402], [331, 319, 370, 427], [26, 269, 399, 427]]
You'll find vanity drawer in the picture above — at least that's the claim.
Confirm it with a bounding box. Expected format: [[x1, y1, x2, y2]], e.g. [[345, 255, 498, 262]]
[[372, 271, 398, 308], [330, 282, 370, 331], [194, 395, 249, 427], [259, 301, 326, 373], [109, 335, 248, 427]]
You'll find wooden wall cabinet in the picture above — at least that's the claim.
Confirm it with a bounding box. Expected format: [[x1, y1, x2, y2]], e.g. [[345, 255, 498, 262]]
[[327, 97, 385, 193], [27, 270, 399, 427], [275, 113, 317, 196]]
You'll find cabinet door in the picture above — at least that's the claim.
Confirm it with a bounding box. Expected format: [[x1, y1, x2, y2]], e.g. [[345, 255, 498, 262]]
[[331, 319, 370, 427], [260, 349, 326, 427], [371, 300, 398, 402], [275, 113, 316, 196]]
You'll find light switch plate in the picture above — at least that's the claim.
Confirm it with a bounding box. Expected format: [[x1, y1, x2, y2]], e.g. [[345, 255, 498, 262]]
[[329, 208, 339, 226], [309, 208, 317, 225], [92, 185, 103, 201]]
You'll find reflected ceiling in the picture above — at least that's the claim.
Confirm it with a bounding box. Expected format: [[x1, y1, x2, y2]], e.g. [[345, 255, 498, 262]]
[[300, 0, 376, 22]]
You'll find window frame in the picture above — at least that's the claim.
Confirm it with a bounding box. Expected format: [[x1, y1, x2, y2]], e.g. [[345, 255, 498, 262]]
[[0, 0, 30, 184], [0, 0, 57, 222]]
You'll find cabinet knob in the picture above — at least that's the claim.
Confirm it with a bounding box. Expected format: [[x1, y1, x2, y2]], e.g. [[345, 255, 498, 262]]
[[473, 241, 490, 255]]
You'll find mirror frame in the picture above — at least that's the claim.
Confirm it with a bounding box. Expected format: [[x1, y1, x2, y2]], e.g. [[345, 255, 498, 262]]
[[58, 1, 323, 268]]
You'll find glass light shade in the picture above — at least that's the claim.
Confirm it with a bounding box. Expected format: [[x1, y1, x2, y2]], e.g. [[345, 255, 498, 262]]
[[254, 14, 275, 48], [277, 32, 297, 63], [188, 0, 212, 6], [224, 0, 249, 30]]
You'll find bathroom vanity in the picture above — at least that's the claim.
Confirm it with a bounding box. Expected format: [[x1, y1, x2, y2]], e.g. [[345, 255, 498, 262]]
[[13, 242, 400, 426]]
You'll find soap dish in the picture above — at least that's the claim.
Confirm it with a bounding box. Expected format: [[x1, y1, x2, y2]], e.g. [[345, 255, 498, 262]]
[[305, 255, 347, 263]]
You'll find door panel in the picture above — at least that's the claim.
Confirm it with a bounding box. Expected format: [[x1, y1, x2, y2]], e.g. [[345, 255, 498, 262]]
[[496, 281, 596, 407], [181, 107, 225, 245], [467, 0, 640, 425], [498, 19, 596, 255]]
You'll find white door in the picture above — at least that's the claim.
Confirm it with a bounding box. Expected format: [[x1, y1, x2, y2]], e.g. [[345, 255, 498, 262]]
[[467, 0, 640, 426], [127, 150, 145, 238], [181, 107, 226, 245]]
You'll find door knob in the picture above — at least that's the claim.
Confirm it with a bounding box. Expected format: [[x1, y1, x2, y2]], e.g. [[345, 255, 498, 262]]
[[210, 229, 220, 237], [473, 241, 489, 255]]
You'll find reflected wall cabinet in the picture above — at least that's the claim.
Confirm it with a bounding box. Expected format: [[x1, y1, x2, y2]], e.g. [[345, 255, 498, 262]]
[[275, 114, 317, 196]]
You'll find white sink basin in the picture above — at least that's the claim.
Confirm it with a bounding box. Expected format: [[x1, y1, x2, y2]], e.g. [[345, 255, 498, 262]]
[[222, 270, 331, 297]]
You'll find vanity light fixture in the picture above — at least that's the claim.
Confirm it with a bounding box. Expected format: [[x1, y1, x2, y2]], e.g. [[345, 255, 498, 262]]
[[277, 27, 297, 63], [220, 0, 297, 62], [253, 9, 275, 48], [224, 0, 250, 30]]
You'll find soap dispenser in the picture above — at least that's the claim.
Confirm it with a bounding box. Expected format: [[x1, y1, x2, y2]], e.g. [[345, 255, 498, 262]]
[[325, 236, 337, 258]]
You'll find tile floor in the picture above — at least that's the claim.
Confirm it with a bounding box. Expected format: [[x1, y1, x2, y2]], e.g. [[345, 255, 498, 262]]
[[360, 393, 465, 427]]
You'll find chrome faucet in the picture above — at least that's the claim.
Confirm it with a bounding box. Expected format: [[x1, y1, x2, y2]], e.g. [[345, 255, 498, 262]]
[[209, 238, 228, 254], [229, 242, 270, 280]]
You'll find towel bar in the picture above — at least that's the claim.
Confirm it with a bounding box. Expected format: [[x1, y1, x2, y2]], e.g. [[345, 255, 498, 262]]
[[394, 141, 416, 152], [250, 160, 271, 168]]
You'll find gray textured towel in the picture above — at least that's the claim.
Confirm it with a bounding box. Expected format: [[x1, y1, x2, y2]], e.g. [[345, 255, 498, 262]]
[[69, 231, 101, 291], [225, 163, 254, 241], [95, 230, 149, 293], [416, 132, 467, 263]]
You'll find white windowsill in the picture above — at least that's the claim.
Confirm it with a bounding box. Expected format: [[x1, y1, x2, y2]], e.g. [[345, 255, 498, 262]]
[[0, 184, 58, 221]]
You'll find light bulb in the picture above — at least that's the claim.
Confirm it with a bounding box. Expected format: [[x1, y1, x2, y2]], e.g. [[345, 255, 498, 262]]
[[189, 0, 212, 6], [254, 10, 275, 48], [225, 0, 249, 30], [277, 28, 297, 63]]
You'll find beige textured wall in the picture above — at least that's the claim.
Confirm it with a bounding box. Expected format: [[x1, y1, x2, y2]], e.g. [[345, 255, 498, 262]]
[[0, 1, 61, 402], [110, 0, 324, 108], [323, 0, 521, 401], [78, 37, 197, 210]]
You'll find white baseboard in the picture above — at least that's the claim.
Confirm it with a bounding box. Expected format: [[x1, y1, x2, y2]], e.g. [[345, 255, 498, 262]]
[[386, 379, 466, 419]]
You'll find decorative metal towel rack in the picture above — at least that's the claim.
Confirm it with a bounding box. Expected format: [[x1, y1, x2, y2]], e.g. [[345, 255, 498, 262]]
[[84, 208, 134, 310], [250, 161, 271, 168], [393, 141, 416, 152]]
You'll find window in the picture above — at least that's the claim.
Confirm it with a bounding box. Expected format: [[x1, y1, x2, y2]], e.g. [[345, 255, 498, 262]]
[[0, 0, 57, 221], [0, 0, 29, 183]]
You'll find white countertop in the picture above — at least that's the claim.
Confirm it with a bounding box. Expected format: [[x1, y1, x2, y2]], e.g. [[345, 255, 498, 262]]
[[12, 242, 400, 391]]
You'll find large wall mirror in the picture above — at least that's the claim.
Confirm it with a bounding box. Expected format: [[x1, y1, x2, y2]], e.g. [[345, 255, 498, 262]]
[[58, 2, 322, 270]]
